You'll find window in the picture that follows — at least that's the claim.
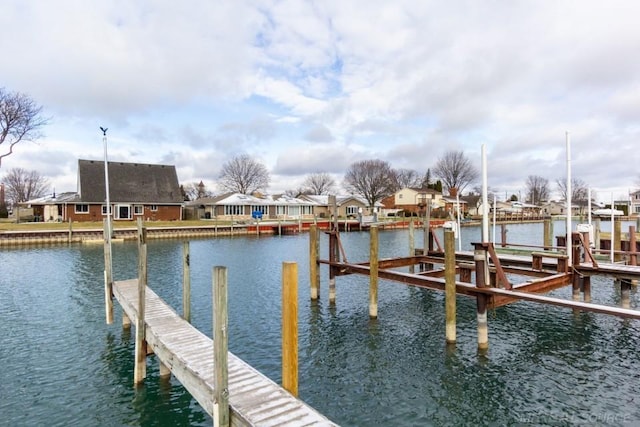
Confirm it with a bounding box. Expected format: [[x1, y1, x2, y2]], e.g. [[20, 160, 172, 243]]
[[301, 206, 313, 215], [134, 205, 143, 215], [150, 205, 158, 212], [250, 205, 268, 214], [346, 205, 359, 215], [399, 194, 403, 199], [75, 204, 89, 213], [224, 205, 244, 215], [115, 205, 131, 220], [101, 205, 111, 215], [276, 206, 287, 215]]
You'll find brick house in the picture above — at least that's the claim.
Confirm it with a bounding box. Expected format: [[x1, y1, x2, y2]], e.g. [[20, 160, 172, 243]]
[[26, 159, 183, 222]]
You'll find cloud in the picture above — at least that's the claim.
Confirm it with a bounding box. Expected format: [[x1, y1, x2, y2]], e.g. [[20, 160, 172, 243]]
[[2, 0, 640, 201]]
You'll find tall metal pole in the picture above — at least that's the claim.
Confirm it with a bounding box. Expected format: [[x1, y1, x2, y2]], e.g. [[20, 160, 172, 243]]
[[481, 144, 489, 243], [102, 127, 113, 311], [566, 132, 572, 266]]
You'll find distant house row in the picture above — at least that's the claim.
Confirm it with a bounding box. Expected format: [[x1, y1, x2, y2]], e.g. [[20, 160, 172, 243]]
[[21, 160, 640, 223]]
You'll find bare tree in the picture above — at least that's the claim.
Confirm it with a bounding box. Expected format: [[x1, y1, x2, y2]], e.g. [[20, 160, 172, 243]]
[[433, 150, 479, 196], [556, 177, 588, 202], [343, 159, 396, 207], [302, 172, 336, 195], [183, 181, 212, 200], [218, 154, 270, 194], [391, 168, 422, 191], [1, 168, 50, 204], [0, 88, 49, 168], [525, 175, 550, 204]]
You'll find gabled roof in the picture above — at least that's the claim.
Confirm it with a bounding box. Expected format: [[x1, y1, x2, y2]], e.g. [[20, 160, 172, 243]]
[[196, 192, 318, 206], [299, 194, 384, 207], [78, 159, 182, 204]]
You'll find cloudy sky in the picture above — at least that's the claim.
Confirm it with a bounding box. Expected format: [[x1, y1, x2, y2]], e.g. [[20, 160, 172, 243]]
[[2, 0, 639, 202]]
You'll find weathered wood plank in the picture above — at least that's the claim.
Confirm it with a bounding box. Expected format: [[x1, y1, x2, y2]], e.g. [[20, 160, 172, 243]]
[[113, 279, 337, 427]]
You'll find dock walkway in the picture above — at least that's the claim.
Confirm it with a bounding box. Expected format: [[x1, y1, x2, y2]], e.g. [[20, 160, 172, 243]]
[[113, 278, 337, 427]]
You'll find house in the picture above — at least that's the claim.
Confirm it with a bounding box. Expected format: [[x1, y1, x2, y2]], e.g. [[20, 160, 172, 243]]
[[629, 190, 640, 216], [25, 159, 183, 222], [189, 192, 317, 221], [298, 194, 382, 219], [390, 187, 443, 216]]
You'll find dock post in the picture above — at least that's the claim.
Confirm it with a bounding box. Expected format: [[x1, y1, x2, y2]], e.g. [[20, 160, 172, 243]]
[[614, 218, 622, 262], [444, 229, 456, 344], [183, 241, 191, 323], [473, 244, 489, 351], [103, 219, 114, 325], [595, 218, 601, 251], [213, 266, 230, 426], [309, 224, 320, 300], [134, 219, 147, 384], [328, 231, 336, 304], [68, 219, 73, 244], [583, 275, 591, 303], [369, 225, 379, 319], [282, 262, 298, 397], [630, 225, 638, 286], [543, 218, 552, 250], [408, 219, 415, 274]]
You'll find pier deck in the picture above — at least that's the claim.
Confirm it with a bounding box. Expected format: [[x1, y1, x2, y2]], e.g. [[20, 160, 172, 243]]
[[113, 279, 337, 427]]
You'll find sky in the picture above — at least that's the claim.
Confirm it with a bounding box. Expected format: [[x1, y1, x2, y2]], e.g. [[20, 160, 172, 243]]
[[2, 0, 640, 203]]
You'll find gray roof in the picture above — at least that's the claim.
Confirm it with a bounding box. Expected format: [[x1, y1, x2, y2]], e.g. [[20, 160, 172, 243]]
[[78, 159, 182, 204]]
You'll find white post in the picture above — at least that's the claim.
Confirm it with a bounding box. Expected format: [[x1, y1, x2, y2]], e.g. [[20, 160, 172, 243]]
[[492, 194, 497, 243], [566, 132, 572, 265], [481, 144, 489, 243], [588, 188, 592, 227], [456, 193, 462, 252], [611, 192, 615, 263]]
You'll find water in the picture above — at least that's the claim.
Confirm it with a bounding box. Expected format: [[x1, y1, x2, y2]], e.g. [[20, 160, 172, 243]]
[[1, 222, 640, 426]]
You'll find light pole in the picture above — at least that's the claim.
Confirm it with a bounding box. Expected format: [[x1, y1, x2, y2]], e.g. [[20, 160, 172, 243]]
[[101, 126, 114, 324]]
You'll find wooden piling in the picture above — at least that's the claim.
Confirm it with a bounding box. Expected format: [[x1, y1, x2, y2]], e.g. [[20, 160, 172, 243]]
[[614, 219, 622, 262], [409, 220, 415, 274], [213, 266, 230, 427], [328, 232, 337, 305], [103, 219, 114, 325], [282, 262, 298, 397], [309, 224, 320, 300], [182, 241, 191, 323], [444, 230, 456, 344], [630, 226, 638, 286], [473, 244, 489, 351], [369, 225, 379, 319], [583, 275, 591, 303], [543, 218, 551, 249], [68, 219, 73, 244], [500, 224, 507, 247], [134, 219, 147, 384]]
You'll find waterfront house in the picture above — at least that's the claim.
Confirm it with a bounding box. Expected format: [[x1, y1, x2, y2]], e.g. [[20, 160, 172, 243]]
[[629, 190, 640, 216], [24, 159, 183, 222], [190, 192, 317, 221], [298, 194, 382, 218], [388, 187, 443, 217]]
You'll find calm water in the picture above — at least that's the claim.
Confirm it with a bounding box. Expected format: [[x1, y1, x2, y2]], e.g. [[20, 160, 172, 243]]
[[1, 222, 640, 426]]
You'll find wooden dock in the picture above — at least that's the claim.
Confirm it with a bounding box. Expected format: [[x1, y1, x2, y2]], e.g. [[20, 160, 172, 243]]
[[112, 278, 337, 426]]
